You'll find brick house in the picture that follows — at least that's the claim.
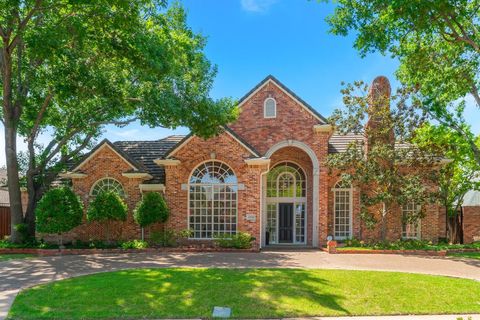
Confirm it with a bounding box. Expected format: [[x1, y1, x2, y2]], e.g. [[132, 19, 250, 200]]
[[60, 75, 450, 248]]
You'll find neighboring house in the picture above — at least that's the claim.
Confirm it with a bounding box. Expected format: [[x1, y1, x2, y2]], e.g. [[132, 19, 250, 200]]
[[462, 188, 480, 243], [59, 75, 451, 248]]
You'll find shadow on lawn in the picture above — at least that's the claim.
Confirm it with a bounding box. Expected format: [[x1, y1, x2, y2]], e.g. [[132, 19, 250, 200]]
[[12, 269, 348, 319]]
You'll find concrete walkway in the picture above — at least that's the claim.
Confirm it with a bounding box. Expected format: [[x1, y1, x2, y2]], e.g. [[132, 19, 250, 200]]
[[1, 250, 479, 319]]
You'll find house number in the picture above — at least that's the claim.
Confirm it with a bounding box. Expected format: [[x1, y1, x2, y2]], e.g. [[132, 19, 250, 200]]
[[245, 214, 256, 222]]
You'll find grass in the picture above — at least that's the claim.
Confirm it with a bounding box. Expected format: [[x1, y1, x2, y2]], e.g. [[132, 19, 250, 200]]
[[0, 254, 35, 262], [9, 268, 480, 319], [448, 252, 480, 260]]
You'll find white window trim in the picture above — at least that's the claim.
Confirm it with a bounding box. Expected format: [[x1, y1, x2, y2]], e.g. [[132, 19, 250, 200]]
[[89, 177, 125, 197], [264, 97, 277, 118], [187, 160, 238, 240], [401, 203, 422, 240], [332, 181, 353, 240]]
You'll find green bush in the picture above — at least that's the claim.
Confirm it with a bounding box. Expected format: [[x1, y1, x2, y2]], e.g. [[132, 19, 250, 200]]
[[121, 239, 148, 249], [36, 187, 84, 246], [133, 192, 169, 228], [342, 238, 480, 251], [149, 229, 191, 247], [214, 232, 255, 249], [87, 191, 127, 242]]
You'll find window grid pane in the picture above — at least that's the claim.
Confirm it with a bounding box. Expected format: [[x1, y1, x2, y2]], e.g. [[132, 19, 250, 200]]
[[189, 161, 237, 239], [91, 178, 124, 197], [334, 188, 351, 239], [267, 203, 277, 244], [402, 203, 421, 239]]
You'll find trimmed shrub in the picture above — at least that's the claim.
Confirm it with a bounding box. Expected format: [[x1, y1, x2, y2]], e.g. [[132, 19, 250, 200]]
[[134, 192, 169, 228], [87, 191, 127, 242], [214, 232, 255, 249], [149, 229, 191, 247], [36, 187, 84, 246], [121, 239, 148, 249]]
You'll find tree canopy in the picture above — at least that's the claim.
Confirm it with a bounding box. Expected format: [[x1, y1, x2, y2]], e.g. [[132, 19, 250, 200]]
[[327, 78, 437, 239], [324, 0, 480, 165], [1, 0, 237, 242]]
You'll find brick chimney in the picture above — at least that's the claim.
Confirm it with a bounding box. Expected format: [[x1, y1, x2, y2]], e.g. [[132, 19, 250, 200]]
[[365, 76, 395, 153]]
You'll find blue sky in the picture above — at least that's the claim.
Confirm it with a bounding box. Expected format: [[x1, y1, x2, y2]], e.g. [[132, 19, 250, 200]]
[[0, 0, 479, 165], [106, 0, 402, 140]]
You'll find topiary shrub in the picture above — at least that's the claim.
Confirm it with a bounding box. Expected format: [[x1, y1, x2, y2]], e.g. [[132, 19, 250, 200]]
[[134, 192, 169, 240], [134, 192, 169, 227], [87, 191, 127, 243], [36, 187, 84, 247]]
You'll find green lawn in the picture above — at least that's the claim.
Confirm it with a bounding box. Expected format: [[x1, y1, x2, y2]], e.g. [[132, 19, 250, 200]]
[[448, 252, 480, 260], [9, 268, 480, 319], [0, 254, 35, 262]]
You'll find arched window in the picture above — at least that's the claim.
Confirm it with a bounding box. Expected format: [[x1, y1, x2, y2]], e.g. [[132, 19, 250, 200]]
[[264, 97, 276, 118], [402, 202, 421, 239], [333, 180, 352, 240], [90, 178, 125, 197], [189, 161, 238, 239], [266, 162, 306, 244]]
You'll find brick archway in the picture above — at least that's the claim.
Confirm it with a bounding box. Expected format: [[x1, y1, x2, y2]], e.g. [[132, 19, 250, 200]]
[[263, 140, 320, 247]]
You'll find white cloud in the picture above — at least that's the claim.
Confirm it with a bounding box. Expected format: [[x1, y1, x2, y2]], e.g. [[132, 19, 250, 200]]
[[241, 0, 277, 13]]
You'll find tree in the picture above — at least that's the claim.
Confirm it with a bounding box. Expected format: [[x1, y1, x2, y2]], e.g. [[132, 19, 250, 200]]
[[327, 77, 438, 240], [35, 187, 83, 246], [414, 124, 480, 242], [1, 1, 237, 242], [134, 192, 169, 240], [323, 0, 480, 166], [87, 191, 128, 243]]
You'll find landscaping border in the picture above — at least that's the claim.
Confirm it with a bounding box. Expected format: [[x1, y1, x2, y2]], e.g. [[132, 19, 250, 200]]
[[0, 246, 259, 256], [323, 240, 480, 256]]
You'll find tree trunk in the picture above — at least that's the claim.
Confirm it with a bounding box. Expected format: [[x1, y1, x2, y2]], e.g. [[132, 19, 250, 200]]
[[4, 123, 24, 243], [447, 210, 463, 244]]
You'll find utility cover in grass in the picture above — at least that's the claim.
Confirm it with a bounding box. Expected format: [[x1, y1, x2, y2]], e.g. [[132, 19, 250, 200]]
[[212, 306, 231, 318]]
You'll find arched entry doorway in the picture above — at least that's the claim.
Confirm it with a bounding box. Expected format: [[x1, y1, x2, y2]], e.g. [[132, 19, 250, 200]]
[[265, 162, 307, 244], [263, 140, 320, 247]]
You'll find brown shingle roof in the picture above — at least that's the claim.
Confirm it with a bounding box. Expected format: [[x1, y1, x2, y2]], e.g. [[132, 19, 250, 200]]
[[328, 133, 365, 153], [113, 135, 185, 184]]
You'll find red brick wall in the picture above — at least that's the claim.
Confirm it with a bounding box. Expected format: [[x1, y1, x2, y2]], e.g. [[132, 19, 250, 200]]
[[230, 80, 331, 246], [463, 206, 480, 243], [164, 132, 268, 249], [326, 170, 441, 243], [45, 145, 147, 243]]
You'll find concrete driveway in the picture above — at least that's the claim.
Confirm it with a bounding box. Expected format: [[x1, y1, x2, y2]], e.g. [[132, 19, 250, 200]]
[[1, 250, 479, 319]]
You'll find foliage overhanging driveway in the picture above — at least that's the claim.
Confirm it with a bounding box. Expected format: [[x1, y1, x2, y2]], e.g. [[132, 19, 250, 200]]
[[0, 251, 479, 319]]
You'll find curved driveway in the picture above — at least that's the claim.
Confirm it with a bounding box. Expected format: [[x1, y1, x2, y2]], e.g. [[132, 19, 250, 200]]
[[1, 250, 479, 319]]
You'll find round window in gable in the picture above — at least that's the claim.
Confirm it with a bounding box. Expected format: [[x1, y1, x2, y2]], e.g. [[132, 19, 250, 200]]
[[264, 97, 276, 118]]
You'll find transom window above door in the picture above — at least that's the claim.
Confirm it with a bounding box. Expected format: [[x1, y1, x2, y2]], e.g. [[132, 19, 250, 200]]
[[267, 162, 306, 198]]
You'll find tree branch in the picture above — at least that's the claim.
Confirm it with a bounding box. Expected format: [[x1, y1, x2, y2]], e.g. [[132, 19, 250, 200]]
[[28, 90, 53, 141], [8, 0, 43, 52]]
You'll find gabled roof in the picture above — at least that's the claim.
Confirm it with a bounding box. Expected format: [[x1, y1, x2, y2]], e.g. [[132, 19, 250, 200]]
[[114, 135, 184, 184], [71, 139, 145, 173], [238, 75, 328, 124], [164, 126, 260, 158]]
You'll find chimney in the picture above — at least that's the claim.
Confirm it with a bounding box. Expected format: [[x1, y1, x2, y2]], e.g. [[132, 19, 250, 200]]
[[365, 76, 395, 153]]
